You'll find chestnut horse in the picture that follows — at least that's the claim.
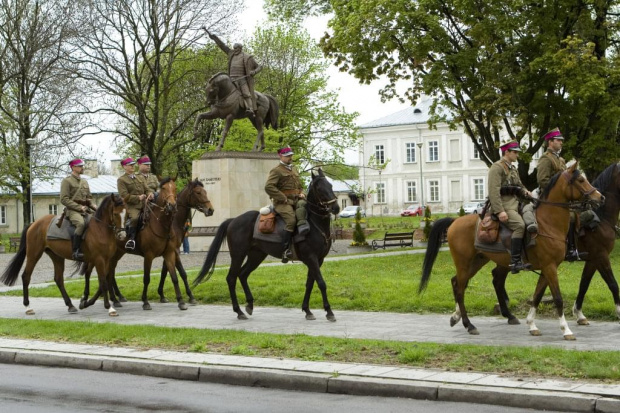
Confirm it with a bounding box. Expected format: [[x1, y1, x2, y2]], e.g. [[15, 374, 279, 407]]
[[419, 163, 603, 340], [80, 178, 182, 312], [0, 194, 127, 316]]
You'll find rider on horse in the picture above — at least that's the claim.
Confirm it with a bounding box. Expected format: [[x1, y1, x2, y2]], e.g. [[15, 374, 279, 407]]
[[487, 140, 533, 274], [60, 158, 97, 260], [117, 157, 153, 250], [138, 156, 159, 200], [265, 147, 310, 263], [208, 31, 262, 117]]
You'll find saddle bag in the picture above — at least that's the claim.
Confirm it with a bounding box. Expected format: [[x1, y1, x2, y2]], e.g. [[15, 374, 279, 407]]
[[477, 213, 500, 244], [258, 207, 276, 234]]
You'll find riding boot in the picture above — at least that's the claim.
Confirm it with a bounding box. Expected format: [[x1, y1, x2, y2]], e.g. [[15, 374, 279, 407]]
[[72, 234, 84, 261], [282, 231, 293, 263], [565, 222, 586, 262], [125, 226, 137, 250], [510, 238, 532, 274]]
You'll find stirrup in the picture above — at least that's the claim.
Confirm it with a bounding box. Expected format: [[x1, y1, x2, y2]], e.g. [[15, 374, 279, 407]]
[[297, 222, 310, 235], [72, 251, 84, 261], [526, 223, 538, 234], [125, 239, 136, 250], [282, 248, 292, 263], [510, 261, 532, 274], [565, 250, 587, 262]]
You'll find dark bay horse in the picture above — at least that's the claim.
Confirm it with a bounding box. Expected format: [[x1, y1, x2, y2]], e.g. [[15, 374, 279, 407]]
[[419, 163, 603, 340], [193, 72, 279, 152], [80, 178, 184, 312], [193, 169, 340, 321], [522, 162, 620, 325], [1, 194, 127, 316], [156, 179, 214, 304]]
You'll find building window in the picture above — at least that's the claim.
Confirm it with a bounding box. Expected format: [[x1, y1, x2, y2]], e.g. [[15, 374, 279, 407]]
[[473, 138, 482, 159], [49, 204, 58, 215], [374, 145, 385, 164], [429, 180, 440, 202], [406, 181, 417, 202], [428, 141, 439, 162], [473, 178, 485, 200], [376, 182, 385, 203], [405, 143, 416, 163], [0, 205, 6, 225]]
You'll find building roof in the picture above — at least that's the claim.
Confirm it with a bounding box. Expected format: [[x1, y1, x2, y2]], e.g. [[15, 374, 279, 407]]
[[326, 177, 358, 193], [360, 97, 453, 129], [1, 174, 119, 196]]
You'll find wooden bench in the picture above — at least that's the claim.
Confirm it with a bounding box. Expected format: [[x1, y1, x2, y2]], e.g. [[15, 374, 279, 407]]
[[371, 231, 414, 250], [9, 237, 20, 252]]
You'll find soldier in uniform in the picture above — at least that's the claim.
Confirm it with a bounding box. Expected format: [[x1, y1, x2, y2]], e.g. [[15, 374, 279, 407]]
[[527, 128, 581, 261], [207, 31, 262, 116], [137, 156, 159, 198], [265, 147, 310, 263], [117, 157, 153, 250], [60, 158, 97, 260], [488, 141, 533, 274]]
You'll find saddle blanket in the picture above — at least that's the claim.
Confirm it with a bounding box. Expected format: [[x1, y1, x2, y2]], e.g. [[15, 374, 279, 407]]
[[252, 214, 306, 260], [46, 215, 89, 240]]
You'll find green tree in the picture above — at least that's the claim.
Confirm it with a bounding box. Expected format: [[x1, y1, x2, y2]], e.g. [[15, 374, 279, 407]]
[[265, 0, 620, 182]]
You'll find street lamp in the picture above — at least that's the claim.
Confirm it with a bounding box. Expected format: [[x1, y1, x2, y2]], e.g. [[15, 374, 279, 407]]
[[417, 142, 424, 208], [25, 138, 36, 224]]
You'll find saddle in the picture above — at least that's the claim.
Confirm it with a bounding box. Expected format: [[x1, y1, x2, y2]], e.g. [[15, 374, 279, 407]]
[[252, 213, 308, 259], [47, 214, 91, 241]]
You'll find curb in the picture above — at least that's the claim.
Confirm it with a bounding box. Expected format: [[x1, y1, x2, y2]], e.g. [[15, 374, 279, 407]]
[[1, 347, 619, 413]]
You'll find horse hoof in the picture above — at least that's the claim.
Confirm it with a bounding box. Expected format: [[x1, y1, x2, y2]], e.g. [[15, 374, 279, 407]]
[[178, 303, 188, 311], [114, 301, 123, 308], [143, 303, 152, 310], [468, 328, 479, 335], [160, 297, 169, 303], [564, 334, 577, 341], [25, 309, 35, 315], [119, 297, 128, 303], [450, 318, 458, 327], [508, 317, 521, 325], [189, 298, 198, 305], [529, 329, 542, 336], [237, 313, 248, 320], [79, 301, 86, 310], [577, 318, 590, 326], [68, 306, 78, 314], [305, 313, 316, 320], [245, 306, 253, 316], [109, 310, 118, 317], [326, 314, 336, 322]]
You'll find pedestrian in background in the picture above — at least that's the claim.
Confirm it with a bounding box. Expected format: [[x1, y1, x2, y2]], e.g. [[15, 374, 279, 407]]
[[181, 219, 191, 254]]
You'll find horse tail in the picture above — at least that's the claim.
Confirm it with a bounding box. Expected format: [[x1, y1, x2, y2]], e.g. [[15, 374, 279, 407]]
[[193, 218, 233, 286], [265, 94, 279, 130], [0, 225, 29, 286], [419, 217, 454, 293]]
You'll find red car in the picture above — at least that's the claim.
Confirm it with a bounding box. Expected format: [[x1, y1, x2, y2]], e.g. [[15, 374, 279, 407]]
[[401, 204, 424, 216]]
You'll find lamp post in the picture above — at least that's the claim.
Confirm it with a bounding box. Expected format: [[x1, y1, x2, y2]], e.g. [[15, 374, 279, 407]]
[[417, 142, 424, 209], [25, 138, 36, 224], [378, 168, 382, 220]]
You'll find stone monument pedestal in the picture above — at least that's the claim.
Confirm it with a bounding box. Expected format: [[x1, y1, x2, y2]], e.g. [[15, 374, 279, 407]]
[[190, 151, 278, 251]]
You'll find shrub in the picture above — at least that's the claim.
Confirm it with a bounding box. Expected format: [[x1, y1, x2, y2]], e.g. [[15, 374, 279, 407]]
[[351, 209, 368, 246], [422, 206, 434, 241]]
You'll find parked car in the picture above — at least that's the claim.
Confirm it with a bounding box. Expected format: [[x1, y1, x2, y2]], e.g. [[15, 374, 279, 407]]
[[460, 202, 485, 214], [401, 204, 424, 217], [339, 205, 365, 218]]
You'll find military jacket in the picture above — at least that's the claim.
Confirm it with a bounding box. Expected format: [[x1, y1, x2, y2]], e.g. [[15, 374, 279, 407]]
[[265, 164, 303, 205], [141, 173, 159, 194], [117, 173, 151, 208], [537, 150, 566, 191], [60, 174, 93, 212], [488, 159, 524, 214]]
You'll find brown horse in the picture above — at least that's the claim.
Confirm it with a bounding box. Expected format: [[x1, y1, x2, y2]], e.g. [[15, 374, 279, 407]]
[[193, 72, 279, 152], [80, 178, 183, 311], [419, 163, 603, 340], [0, 194, 127, 316], [156, 179, 214, 304], [517, 161, 620, 326]]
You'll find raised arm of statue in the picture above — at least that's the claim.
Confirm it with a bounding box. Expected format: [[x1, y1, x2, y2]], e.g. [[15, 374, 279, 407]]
[[208, 32, 231, 54]]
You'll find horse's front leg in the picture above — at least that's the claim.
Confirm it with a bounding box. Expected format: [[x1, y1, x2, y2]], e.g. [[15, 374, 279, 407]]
[[175, 260, 197, 305], [80, 263, 94, 309], [164, 250, 187, 310], [303, 259, 335, 322], [216, 115, 234, 151], [491, 266, 520, 325], [251, 117, 265, 152], [95, 260, 117, 317], [194, 111, 215, 139], [142, 257, 154, 310], [526, 275, 548, 336], [157, 265, 169, 303], [573, 261, 597, 325], [543, 267, 575, 340]]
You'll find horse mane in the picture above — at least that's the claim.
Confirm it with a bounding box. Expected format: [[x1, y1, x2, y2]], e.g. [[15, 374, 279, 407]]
[[592, 162, 619, 192], [539, 169, 580, 200], [94, 195, 112, 220], [192, 179, 204, 188], [208, 72, 226, 83], [159, 177, 173, 188]]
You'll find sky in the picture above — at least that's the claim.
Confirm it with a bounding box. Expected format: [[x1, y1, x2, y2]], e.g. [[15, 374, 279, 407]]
[[84, 0, 408, 166]]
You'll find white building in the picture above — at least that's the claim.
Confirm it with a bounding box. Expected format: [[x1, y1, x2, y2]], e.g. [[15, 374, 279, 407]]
[[359, 99, 507, 216]]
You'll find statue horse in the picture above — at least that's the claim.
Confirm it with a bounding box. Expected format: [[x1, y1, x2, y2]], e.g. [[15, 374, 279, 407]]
[[1, 194, 127, 316], [513, 161, 620, 325], [194, 72, 279, 152], [193, 169, 340, 321], [419, 163, 603, 340], [79, 178, 184, 312]]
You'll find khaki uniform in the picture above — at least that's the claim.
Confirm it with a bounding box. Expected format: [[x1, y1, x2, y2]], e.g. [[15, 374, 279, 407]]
[[537, 150, 566, 192], [265, 163, 304, 232], [488, 159, 526, 237], [141, 173, 159, 195], [60, 174, 95, 236], [117, 173, 152, 227]]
